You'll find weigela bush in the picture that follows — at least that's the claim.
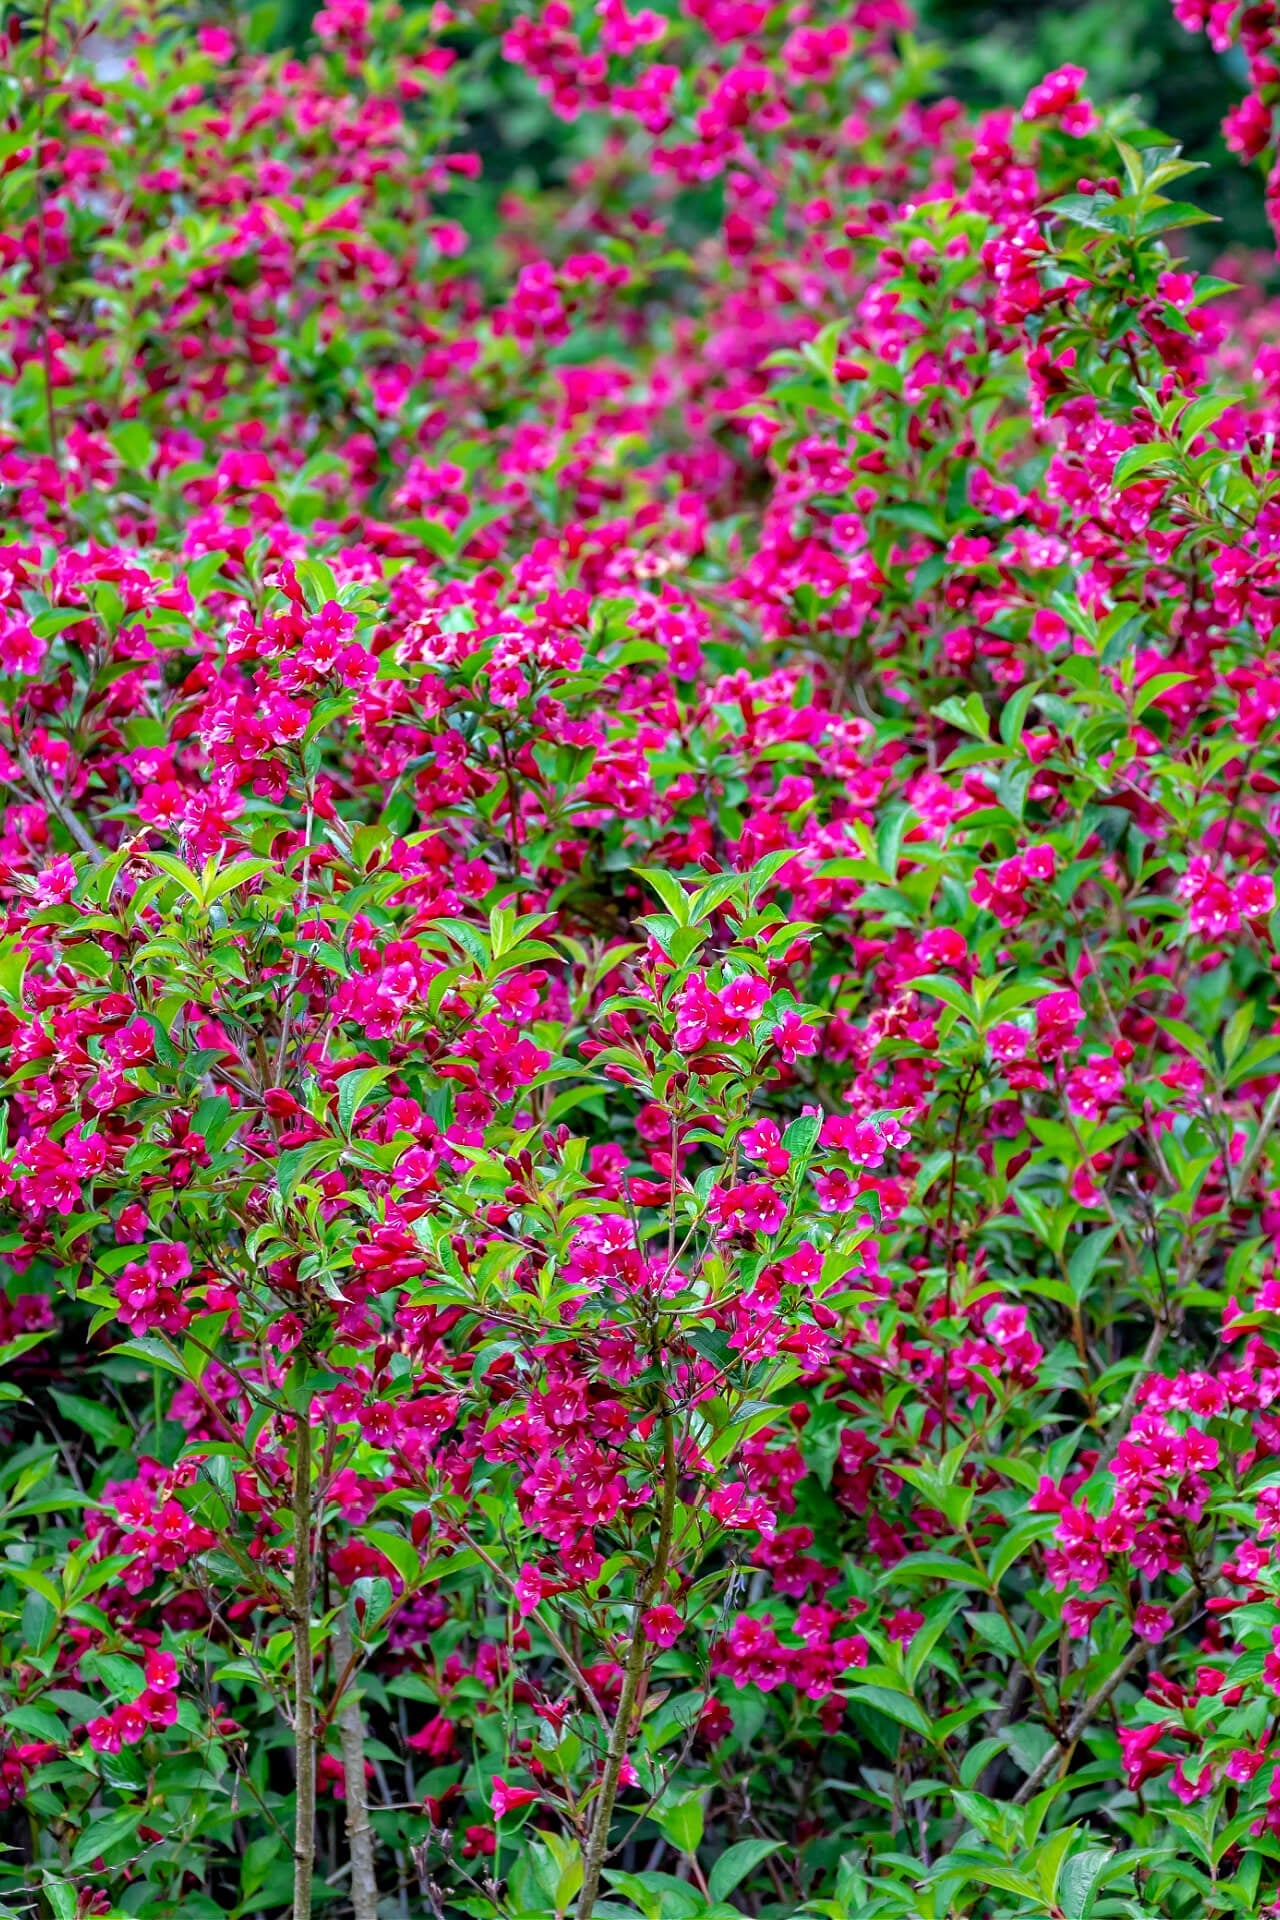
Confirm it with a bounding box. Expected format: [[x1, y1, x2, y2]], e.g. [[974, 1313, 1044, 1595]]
[[7, 2, 1280, 1918]]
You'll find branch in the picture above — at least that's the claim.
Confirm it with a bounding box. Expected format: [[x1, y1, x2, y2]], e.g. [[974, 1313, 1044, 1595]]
[[577, 1413, 679, 1920], [1011, 1592, 1200, 1805], [10, 749, 103, 866], [334, 1609, 379, 1920], [291, 1405, 316, 1920]]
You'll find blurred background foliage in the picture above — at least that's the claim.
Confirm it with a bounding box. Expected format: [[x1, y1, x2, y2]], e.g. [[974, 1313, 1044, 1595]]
[[259, 0, 1270, 257], [922, 0, 1269, 254]]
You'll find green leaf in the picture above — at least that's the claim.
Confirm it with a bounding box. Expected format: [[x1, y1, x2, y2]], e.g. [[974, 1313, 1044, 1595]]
[[689, 873, 748, 924], [294, 556, 340, 608], [1000, 681, 1041, 749], [987, 1511, 1057, 1587], [0, 935, 29, 1009], [888, 1552, 987, 1589], [203, 857, 272, 904], [950, 1788, 1007, 1843], [635, 867, 693, 924], [964, 1610, 1019, 1659], [49, 1389, 127, 1449], [364, 1528, 421, 1589], [1138, 200, 1215, 236], [86, 1652, 146, 1698], [8, 1565, 63, 1608], [781, 1113, 821, 1158], [1133, 673, 1193, 718], [1008, 1719, 1056, 1779], [147, 852, 206, 904], [707, 1839, 784, 1904], [185, 551, 229, 600], [42, 1883, 77, 1920], [654, 1792, 704, 1856], [1035, 1824, 1080, 1904], [1112, 442, 1172, 488], [241, 1834, 278, 1900], [960, 1736, 1009, 1788], [876, 802, 912, 881], [30, 608, 88, 640], [276, 1138, 341, 1199], [964, 1864, 1040, 1901], [932, 692, 991, 741], [912, 974, 978, 1022], [848, 1685, 930, 1735], [109, 1337, 190, 1379], [1059, 1847, 1112, 1920], [192, 1094, 240, 1155], [111, 420, 155, 471], [1066, 1227, 1117, 1300], [1156, 1015, 1210, 1068], [4, 1703, 64, 1742], [70, 1806, 142, 1869], [338, 1064, 395, 1136]]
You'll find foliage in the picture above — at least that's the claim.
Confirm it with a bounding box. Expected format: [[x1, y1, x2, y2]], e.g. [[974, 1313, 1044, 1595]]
[[5, 4, 1280, 1920]]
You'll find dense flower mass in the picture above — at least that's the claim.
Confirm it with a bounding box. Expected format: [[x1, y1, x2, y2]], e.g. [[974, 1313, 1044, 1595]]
[[7, 2, 1280, 1918]]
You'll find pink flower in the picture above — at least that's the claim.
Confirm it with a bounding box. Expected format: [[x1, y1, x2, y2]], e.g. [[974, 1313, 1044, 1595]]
[[1132, 1604, 1173, 1643], [144, 1650, 178, 1692], [87, 1716, 121, 1755], [114, 1701, 149, 1745], [1225, 93, 1273, 160], [141, 1688, 177, 1728], [1171, 1758, 1213, 1804], [1179, 856, 1238, 937], [407, 1715, 455, 1758], [198, 24, 236, 60], [490, 1776, 539, 1820], [1030, 609, 1069, 650], [709, 1181, 787, 1235], [771, 1009, 819, 1061], [987, 1022, 1027, 1062], [1119, 1723, 1177, 1789], [32, 857, 76, 904], [0, 622, 46, 674], [642, 1604, 683, 1646], [513, 1565, 546, 1617], [1062, 1598, 1102, 1639], [1035, 990, 1082, 1055], [1021, 64, 1089, 124], [741, 1119, 790, 1176], [820, 1114, 908, 1167], [1237, 871, 1275, 919]]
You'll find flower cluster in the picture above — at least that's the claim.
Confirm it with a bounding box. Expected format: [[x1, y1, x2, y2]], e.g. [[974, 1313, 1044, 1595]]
[[86, 1652, 180, 1754]]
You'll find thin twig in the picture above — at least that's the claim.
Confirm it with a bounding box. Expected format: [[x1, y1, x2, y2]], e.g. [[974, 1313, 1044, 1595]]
[[453, 1523, 610, 1735], [12, 748, 102, 865], [1012, 1593, 1201, 1804]]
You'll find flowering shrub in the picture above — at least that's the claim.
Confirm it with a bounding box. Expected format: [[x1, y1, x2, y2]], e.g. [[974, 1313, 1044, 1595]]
[[9, 2, 1280, 1919]]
